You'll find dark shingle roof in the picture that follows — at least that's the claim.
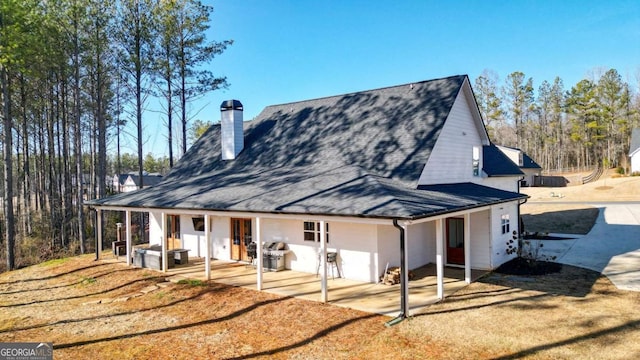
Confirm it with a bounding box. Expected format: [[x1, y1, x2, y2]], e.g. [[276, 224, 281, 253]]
[[483, 144, 524, 176], [521, 153, 541, 169], [89, 75, 526, 220]]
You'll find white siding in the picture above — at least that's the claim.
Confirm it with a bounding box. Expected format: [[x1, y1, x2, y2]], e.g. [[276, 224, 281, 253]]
[[179, 215, 207, 256], [209, 216, 230, 260], [490, 203, 519, 268], [261, 218, 308, 271], [260, 219, 380, 282], [330, 222, 378, 282], [377, 224, 400, 281], [149, 211, 162, 246], [469, 210, 491, 269], [522, 169, 539, 187], [418, 87, 485, 185], [483, 176, 521, 193], [407, 222, 435, 269], [632, 152, 640, 174]]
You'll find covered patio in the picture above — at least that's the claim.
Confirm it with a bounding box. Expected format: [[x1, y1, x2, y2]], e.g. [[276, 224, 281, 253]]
[[104, 255, 487, 317]]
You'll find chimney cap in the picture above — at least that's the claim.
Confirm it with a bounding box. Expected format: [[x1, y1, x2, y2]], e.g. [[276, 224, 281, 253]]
[[220, 100, 243, 111]]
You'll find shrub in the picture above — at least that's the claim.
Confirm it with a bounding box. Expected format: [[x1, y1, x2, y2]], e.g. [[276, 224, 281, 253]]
[[505, 230, 556, 262]]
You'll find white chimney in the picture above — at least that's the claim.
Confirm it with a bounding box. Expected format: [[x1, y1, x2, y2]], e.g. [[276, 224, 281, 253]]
[[220, 100, 244, 160]]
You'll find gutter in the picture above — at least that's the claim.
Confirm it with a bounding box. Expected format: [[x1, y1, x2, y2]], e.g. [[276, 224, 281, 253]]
[[386, 219, 408, 327]]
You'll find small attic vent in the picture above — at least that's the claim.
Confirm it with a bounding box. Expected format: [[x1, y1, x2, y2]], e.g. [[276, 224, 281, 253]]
[[220, 100, 244, 160]]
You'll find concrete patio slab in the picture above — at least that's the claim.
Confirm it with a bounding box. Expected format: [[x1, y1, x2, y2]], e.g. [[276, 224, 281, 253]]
[[104, 256, 486, 317]]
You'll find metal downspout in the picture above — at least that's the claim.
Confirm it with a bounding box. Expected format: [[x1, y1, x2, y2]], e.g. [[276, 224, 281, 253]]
[[517, 176, 527, 234], [94, 210, 99, 261], [386, 219, 408, 327]]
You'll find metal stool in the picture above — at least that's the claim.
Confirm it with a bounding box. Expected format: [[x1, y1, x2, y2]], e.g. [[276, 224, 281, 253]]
[[316, 251, 341, 279], [246, 242, 257, 268]]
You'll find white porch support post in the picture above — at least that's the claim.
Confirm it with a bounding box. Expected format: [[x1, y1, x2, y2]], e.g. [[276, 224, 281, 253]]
[[435, 218, 444, 300], [256, 217, 263, 290], [125, 210, 132, 266], [256, 221, 263, 289], [464, 213, 471, 284], [320, 220, 328, 303], [96, 209, 103, 259], [161, 212, 168, 272], [204, 214, 211, 280]]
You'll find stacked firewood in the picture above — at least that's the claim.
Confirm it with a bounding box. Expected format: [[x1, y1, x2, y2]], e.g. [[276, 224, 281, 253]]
[[380, 266, 415, 285]]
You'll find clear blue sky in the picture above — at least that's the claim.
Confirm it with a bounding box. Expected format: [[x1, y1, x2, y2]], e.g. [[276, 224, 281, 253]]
[[139, 0, 640, 157]]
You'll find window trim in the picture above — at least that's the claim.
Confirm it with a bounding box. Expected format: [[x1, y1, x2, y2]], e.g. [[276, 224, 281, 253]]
[[472, 146, 480, 176], [303, 221, 329, 243], [501, 214, 510, 234]]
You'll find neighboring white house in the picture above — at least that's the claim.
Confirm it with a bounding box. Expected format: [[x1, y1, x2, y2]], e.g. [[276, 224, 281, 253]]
[[629, 128, 640, 174], [496, 145, 542, 187], [112, 172, 163, 193], [88, 75, 527, 316]]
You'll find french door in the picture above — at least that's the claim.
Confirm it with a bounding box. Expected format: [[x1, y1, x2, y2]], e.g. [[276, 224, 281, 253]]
[[166, 215, 181, 250], [230, 218, 252, 261], [446, 217, 465, 265]]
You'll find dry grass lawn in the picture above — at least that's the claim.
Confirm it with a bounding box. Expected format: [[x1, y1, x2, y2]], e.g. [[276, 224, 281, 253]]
[[520, 174, 640, 235], [521, 204, 599, 235], [2, 255, 640, 359]]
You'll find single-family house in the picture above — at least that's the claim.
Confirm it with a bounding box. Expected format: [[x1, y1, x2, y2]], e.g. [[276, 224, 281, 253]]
[[496, 145, 541, 187], [87, 75, 527, 317], [629, 128, 640, 174], [113, 172, 164, 193]]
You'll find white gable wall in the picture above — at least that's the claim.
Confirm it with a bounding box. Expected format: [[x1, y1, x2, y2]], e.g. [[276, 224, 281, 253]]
[[418, 87, 485, 185], [496, 146, 520, 165], [121, 177, 139, 193]]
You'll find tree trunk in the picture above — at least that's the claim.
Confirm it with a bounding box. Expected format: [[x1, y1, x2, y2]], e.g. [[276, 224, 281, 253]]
[[2, 65, 16, 270]]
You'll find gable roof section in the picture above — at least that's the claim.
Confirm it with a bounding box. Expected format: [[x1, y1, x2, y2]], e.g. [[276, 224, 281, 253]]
[[630, 128, 640, 156], [496, 145, 542, 169], [89, 75, 526, 220], [482, 144, 524, 176], [521, 152, 541, 169], [117, 173, 163, 187]]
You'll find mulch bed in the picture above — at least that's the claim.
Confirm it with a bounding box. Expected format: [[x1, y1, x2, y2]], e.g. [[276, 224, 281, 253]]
[[495, 258, 563, 276]]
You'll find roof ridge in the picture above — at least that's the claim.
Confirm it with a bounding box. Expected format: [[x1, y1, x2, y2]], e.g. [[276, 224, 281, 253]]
[[260, 74, 468, 111]]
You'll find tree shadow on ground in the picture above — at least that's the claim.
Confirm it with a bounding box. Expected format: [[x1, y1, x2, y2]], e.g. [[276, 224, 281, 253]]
[[522, 207, 599, 235], [480, 262, 602, 298]]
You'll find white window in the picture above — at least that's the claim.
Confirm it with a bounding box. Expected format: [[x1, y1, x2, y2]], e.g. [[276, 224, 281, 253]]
[[501, 214, 510, 234], [472, 146, 480, 176], [303, 221, 329, 242]]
